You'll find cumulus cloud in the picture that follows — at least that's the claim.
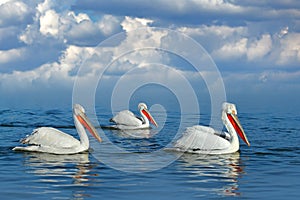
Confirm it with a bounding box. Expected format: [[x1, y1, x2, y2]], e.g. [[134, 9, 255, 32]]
[[0, 0, 33, 27], [0, 16, 168, 95], [212, 38, 248, 60], [247, 34, 272, 61], [277, 33, 300, 66], [0, 0, 122, 72], [97, 15, 121, 36], [18, 0, 121, 46], [0, 48, 25, 64], [180, 24, 299, 69], [39, 9, 60, 37], [121, 16, 153, 32]]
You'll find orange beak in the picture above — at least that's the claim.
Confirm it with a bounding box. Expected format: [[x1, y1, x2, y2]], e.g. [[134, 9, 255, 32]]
[[227, 113, 250, 146], [77, 113, 102, 142], [141, 109, 158, 127]]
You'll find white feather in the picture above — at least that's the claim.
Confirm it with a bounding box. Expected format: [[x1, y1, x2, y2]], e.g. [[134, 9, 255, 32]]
[[174, 125, 230, 152], [21, 127, 80, 148], [111, 110, 142, 127]]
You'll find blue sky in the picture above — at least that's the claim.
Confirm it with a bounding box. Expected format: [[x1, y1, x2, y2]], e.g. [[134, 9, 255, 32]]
[[0, 0, 299, 112]]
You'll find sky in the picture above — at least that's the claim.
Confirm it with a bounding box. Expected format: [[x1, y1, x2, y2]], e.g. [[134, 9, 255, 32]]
[[0, 0, 299, 113]]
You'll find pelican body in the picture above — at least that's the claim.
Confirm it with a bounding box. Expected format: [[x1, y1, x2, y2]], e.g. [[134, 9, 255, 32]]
[[13, 104, 102, 154], [110, 103, 158, 130], [174, 102, 250, 154]]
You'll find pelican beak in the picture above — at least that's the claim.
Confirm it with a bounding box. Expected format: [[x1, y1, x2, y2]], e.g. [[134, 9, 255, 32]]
[[77, 113, 102, 142], [142, 109, 158, 127], [227, 113, 250, 146]]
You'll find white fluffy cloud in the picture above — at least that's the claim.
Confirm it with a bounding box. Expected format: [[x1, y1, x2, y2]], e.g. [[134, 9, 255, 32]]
[[97, 15, 121, 36], [211, 33, 273, 62], [0, 0, 32, 27], [179, 24, 299, 68], [0, 16, 168, 90], [18, 0, 121, 46], [247, 34, 272, 61], [0, 48, 25, 64], [277, 33, 300, 66], [39, 9, 60, 37], [121, 16, 153, 32], [212, 38, 248, 60]]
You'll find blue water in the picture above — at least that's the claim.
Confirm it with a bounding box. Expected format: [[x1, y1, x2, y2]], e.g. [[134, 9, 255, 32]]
[[0, 106, 299, 199]]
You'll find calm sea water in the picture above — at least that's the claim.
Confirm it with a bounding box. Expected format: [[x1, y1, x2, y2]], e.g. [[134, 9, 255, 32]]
[[0, 106, 299, 199]]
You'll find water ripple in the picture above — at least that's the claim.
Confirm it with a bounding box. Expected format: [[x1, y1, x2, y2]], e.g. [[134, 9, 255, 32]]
[[0, 108, 300, 199]]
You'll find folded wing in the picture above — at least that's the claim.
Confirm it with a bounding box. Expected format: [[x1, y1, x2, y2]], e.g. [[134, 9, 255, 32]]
[[174, 125, 231, 151]]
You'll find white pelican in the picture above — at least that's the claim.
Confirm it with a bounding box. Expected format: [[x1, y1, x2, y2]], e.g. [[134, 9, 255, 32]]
[[13, 104, 102, 154], [110, 103, 158, 130], [173, 102, 250, 154]]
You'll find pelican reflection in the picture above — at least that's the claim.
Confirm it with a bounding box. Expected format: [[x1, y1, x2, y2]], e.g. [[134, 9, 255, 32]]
[[21, 152, 99, 198], [110, 128, 157, 139], [177, 152, 244, 196]]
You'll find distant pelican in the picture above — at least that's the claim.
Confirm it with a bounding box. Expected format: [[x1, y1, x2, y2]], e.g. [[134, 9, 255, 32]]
[[13, 104, 102, 154], [173, 102, 250, 154], [110, 103, 158, 129]]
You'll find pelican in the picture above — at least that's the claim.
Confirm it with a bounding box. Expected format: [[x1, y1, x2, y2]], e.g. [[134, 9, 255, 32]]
[[173, 102, 250, 154], [13, 104, 102, 154], [110, 103, 158, 129]]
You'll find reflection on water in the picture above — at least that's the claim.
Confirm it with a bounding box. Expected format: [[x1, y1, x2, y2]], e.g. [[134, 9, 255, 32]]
[[103, 128, 162, 154], [177, 152, 244, 197], [110, 128, 157, 139], [22, 152, 99, 198]]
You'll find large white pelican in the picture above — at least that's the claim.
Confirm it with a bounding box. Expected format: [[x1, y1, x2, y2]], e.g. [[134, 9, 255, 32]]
[[13, 104, 102, 154], [173, 102, 250, 154], [110, 103, 158, 130]]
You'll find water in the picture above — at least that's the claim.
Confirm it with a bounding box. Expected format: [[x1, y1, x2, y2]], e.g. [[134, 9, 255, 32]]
[[0, 106, 299, 199]]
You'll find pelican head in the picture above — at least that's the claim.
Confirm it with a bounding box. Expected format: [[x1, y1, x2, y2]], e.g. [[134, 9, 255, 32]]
[[138, 102, 158, 127], [222, 102, 238, 115], [222, 102, 250, 146], [73, 104, 102, 142], [138, 103, 148, 110], [73, 104, 86, 115]]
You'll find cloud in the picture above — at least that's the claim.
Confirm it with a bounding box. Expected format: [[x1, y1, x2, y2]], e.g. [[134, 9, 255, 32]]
[[179, 25, 247, 39], [39, 9, 60, 37], [0, 0, 122, 72], [18, 0, 121, 46], [247, 34, 272, 61], [213, 38, 248, 60], [0, 17, 161, 86], [180, 24, 300, 70], [179, 25, 274, 63], [0, 48, 26, 70], [121, 16, 153, 32], [277, 33, 300, 66], [0, 0, 33, 27], [1, 0, 298, 73], [97, 15, 122, 36], [0, 0, 300, 108], [0, 16, 215, 108], [74, 0, 300, 26]]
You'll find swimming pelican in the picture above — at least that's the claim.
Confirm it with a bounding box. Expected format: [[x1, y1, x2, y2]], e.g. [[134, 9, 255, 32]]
[[173, 102, 250, 154], [13, 104, 102, 154], [110, 103, 158, 129]]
